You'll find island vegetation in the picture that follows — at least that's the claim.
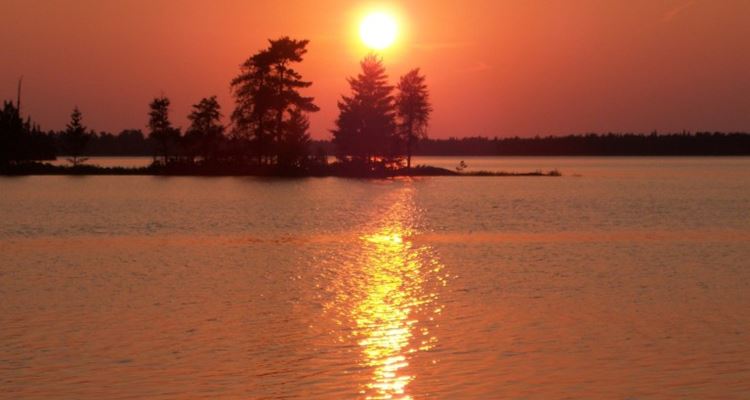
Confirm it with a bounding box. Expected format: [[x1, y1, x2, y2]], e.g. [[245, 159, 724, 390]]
[[3, 37, 748, 177]]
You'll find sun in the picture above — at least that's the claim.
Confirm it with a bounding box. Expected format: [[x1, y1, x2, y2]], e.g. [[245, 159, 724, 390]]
[[360, 12, 398, 50]]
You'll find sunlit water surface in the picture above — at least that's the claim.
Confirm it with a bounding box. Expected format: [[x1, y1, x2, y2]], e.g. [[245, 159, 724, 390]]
[[1, 157, 750, 399]]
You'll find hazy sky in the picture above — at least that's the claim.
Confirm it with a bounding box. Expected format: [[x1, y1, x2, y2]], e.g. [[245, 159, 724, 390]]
[[2, 0, 749, 138]]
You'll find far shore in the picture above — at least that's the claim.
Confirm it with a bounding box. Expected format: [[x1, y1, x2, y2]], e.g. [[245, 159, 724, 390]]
[[0, 162, 562, 178]]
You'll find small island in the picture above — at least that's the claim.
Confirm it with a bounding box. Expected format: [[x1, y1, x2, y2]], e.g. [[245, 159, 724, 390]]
[[0, 161, 562, 178], [1, 37, 564, 178]]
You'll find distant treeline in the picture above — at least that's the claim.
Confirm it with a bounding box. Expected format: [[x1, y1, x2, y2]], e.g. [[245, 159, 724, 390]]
[[315, 133, 750, 156], [5, 122, 750, 160], [413, 133, 750, 156]]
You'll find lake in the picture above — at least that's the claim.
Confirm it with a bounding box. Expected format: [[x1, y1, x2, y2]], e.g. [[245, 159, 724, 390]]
[[2, 157, 749, 398]]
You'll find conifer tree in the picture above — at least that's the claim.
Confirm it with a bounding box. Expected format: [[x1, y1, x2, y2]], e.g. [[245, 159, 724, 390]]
[[332, 54, 397, 167], [231, 37, 318, 165], [277, 107, 312, 169], [185, 96, 224, 162], [0, 101, 25, 164], [62, 107, 90, 166], [396, 69, 432, 168], [148, 96, 180, 164]]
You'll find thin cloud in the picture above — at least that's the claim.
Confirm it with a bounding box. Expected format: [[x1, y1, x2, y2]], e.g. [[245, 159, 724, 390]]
[[663, 0, 696, 22], [462, 62, 492, 73], [412, 41, 475, 51]]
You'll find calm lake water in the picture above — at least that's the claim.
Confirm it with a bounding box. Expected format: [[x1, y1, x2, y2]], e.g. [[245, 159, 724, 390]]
[[2, 157, 750, 399]]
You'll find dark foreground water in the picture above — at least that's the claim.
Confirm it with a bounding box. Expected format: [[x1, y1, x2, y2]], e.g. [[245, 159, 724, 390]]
[[1, 157, 750, 399]]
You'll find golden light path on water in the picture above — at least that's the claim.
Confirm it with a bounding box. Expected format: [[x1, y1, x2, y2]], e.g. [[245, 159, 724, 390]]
[[348, 186, 447, 399]]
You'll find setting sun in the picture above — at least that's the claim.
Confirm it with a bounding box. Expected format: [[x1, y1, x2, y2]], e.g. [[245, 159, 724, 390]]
[[359, 12, 398, 50]]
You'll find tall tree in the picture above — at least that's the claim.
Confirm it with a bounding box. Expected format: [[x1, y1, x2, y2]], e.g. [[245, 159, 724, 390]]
[[231, 50, 273, 164], [231, 37, 319, 165], [332, 54, 397, 167], [148, 96, 180, 164], [185, 96, 224, 162], [396, 69, 432, 168], [61, 107, 90, 166]]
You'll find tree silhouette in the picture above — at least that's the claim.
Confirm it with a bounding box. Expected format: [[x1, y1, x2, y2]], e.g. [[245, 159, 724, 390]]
[[0, 100, 55, 165], [231, 50, 273, 164], [231, 37, 319, 165], [332, 54, 397, 168], [148, 96, 180, 164], [266, 38, 319, 159], [396, 69, 432, 169], [61, 107, 90, 166], [185, 96, 224, 163], [278, 107, 312, 169], [0, 101, 26, 164]]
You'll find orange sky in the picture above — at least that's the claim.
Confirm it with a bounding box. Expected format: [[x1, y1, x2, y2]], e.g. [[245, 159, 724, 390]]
[[1, 0, 749, 138]]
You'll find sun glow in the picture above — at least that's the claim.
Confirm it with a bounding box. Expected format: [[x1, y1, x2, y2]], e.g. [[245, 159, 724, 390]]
[[317, 186, 449, 399], [347, 189, 446, 399], [360, 12, 398, 50]]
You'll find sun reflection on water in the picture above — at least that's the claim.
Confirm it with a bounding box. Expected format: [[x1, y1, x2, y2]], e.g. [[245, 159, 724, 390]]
[[349, 189, 446, 399]]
